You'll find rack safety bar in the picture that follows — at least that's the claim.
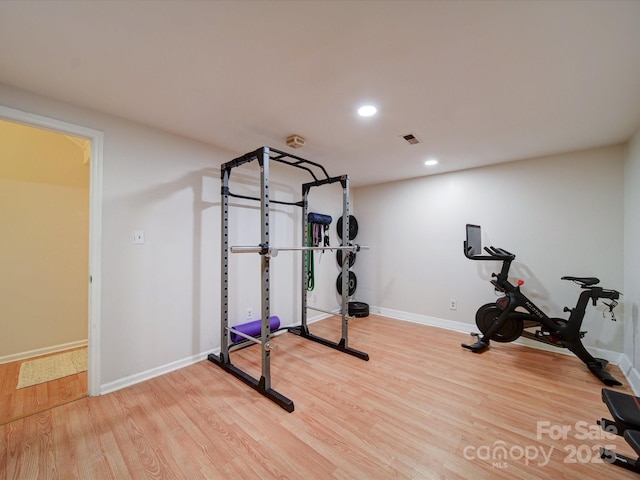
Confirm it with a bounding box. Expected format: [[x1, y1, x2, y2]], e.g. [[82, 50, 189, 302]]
[[226, 327, 275, 350], [307, 306, 341, 316]]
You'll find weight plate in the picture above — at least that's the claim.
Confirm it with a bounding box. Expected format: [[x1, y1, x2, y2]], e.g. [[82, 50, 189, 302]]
[[336, 215, 359, 240], [336, 249, 356, 268], [336, 271, 357, 296], [348, 301, 369, 318]]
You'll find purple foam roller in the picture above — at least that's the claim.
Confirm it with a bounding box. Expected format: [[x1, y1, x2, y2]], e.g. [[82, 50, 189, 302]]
[[230, 316, 281, 343]]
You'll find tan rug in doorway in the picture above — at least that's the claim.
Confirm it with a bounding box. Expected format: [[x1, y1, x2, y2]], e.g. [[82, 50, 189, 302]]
[[17, 349, 87, 389]]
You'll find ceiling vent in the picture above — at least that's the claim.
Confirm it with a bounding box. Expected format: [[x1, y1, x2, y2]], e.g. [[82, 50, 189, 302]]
[[401, 133, 421, 145], [286, 134, 306, 149]]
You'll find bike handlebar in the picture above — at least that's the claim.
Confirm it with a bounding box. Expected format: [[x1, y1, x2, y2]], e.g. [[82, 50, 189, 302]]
[[486, 246, 515, 258], [464, 242, 515, 261], [463, 232, 622, 313]]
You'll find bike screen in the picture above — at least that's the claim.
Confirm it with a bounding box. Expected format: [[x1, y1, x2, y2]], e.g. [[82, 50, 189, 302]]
[[466, 224, 482, 257]]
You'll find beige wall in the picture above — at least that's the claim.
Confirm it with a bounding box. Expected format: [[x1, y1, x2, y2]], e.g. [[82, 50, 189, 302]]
[[0, 119, 89, 360]]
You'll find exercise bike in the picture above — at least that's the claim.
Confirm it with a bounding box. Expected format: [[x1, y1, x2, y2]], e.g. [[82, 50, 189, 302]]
[[461, 224, 622, 387]]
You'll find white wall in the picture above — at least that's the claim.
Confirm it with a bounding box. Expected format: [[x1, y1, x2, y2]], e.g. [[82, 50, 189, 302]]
[[624, 129, 640, 387], [354, 145, 625, 355], [0, 83, 345, 391], [2, 80, 629, 392], [0, 84, 226, 388]]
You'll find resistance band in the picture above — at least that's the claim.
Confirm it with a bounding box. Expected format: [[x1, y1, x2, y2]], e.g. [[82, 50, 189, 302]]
[[306, 223, 314, 291], [306, 213, 332, 291]]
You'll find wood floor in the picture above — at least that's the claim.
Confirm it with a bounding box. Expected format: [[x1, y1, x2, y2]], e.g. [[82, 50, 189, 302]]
[[1, 315, 638, 479], [0, 349, 87, 426]]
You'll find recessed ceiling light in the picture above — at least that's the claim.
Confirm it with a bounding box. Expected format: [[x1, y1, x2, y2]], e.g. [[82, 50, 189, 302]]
[[424, 159, 438, 166], [358, 105, 377, 117]]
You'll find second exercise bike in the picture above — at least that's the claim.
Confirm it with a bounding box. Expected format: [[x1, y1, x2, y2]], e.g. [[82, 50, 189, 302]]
[[462, 224, 622, 387]]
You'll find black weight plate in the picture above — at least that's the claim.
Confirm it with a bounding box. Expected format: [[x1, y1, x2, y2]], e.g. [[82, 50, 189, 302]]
[[348, 301, 369, 318], [336, 249, 356, 268], [336, 215, 359, 240], [336, 271, 357, 296]]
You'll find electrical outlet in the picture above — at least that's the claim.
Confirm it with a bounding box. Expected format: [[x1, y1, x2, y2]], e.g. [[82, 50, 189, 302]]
[[133, 230, 145, 244], [449, 299, 457, 310], [247, 308, 252, 319]]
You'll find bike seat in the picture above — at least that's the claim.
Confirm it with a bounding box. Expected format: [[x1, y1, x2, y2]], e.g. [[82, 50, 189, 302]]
[[561, 276, 600, 286]]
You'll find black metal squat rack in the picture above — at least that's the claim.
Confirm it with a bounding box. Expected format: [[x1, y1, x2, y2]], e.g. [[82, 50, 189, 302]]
[[208, 146, 369, 412]]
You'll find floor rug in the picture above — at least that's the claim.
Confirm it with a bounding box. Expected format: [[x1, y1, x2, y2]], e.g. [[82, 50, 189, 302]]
[[17, 349, 87, 389]]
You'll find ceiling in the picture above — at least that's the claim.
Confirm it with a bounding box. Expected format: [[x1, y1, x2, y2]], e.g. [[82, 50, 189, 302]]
[[1, 1, 639, 187]]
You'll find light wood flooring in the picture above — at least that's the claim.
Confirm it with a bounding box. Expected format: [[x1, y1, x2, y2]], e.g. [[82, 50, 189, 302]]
[[0, 348, 88, 426], [1, 315, 638, 479]]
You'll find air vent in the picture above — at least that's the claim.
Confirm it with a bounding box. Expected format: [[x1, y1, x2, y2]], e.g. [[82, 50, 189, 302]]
[[401, 133, 421, 145]]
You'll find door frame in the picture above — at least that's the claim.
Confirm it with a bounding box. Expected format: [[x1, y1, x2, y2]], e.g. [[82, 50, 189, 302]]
[[0, 104, 103, 396]]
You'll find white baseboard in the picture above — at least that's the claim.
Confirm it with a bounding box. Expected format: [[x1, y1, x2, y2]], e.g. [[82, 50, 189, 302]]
[[374, 305, 624, 364], [0, 339, 88, 365], [99, 311, 335, 395], [100, 350, 217, 395], [97, 306, 635, 397], [618, 355, 640, 395], [375, 306, 476, 335]]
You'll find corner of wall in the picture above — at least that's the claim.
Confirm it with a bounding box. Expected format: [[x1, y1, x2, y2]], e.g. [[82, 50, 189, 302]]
[[618, 353, 640, 395], [624, 129, 640, 391]]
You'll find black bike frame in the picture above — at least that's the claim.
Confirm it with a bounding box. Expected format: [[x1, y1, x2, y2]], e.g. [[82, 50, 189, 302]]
[[462, 227, 622, 386], [485, 250, 616, 352]]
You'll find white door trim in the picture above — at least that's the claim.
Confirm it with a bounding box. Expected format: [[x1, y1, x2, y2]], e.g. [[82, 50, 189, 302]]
[[0, 104, 103, 396]]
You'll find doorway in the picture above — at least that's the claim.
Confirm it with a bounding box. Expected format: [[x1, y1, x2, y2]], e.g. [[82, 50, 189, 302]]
[[0, 106, 102, 423]]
